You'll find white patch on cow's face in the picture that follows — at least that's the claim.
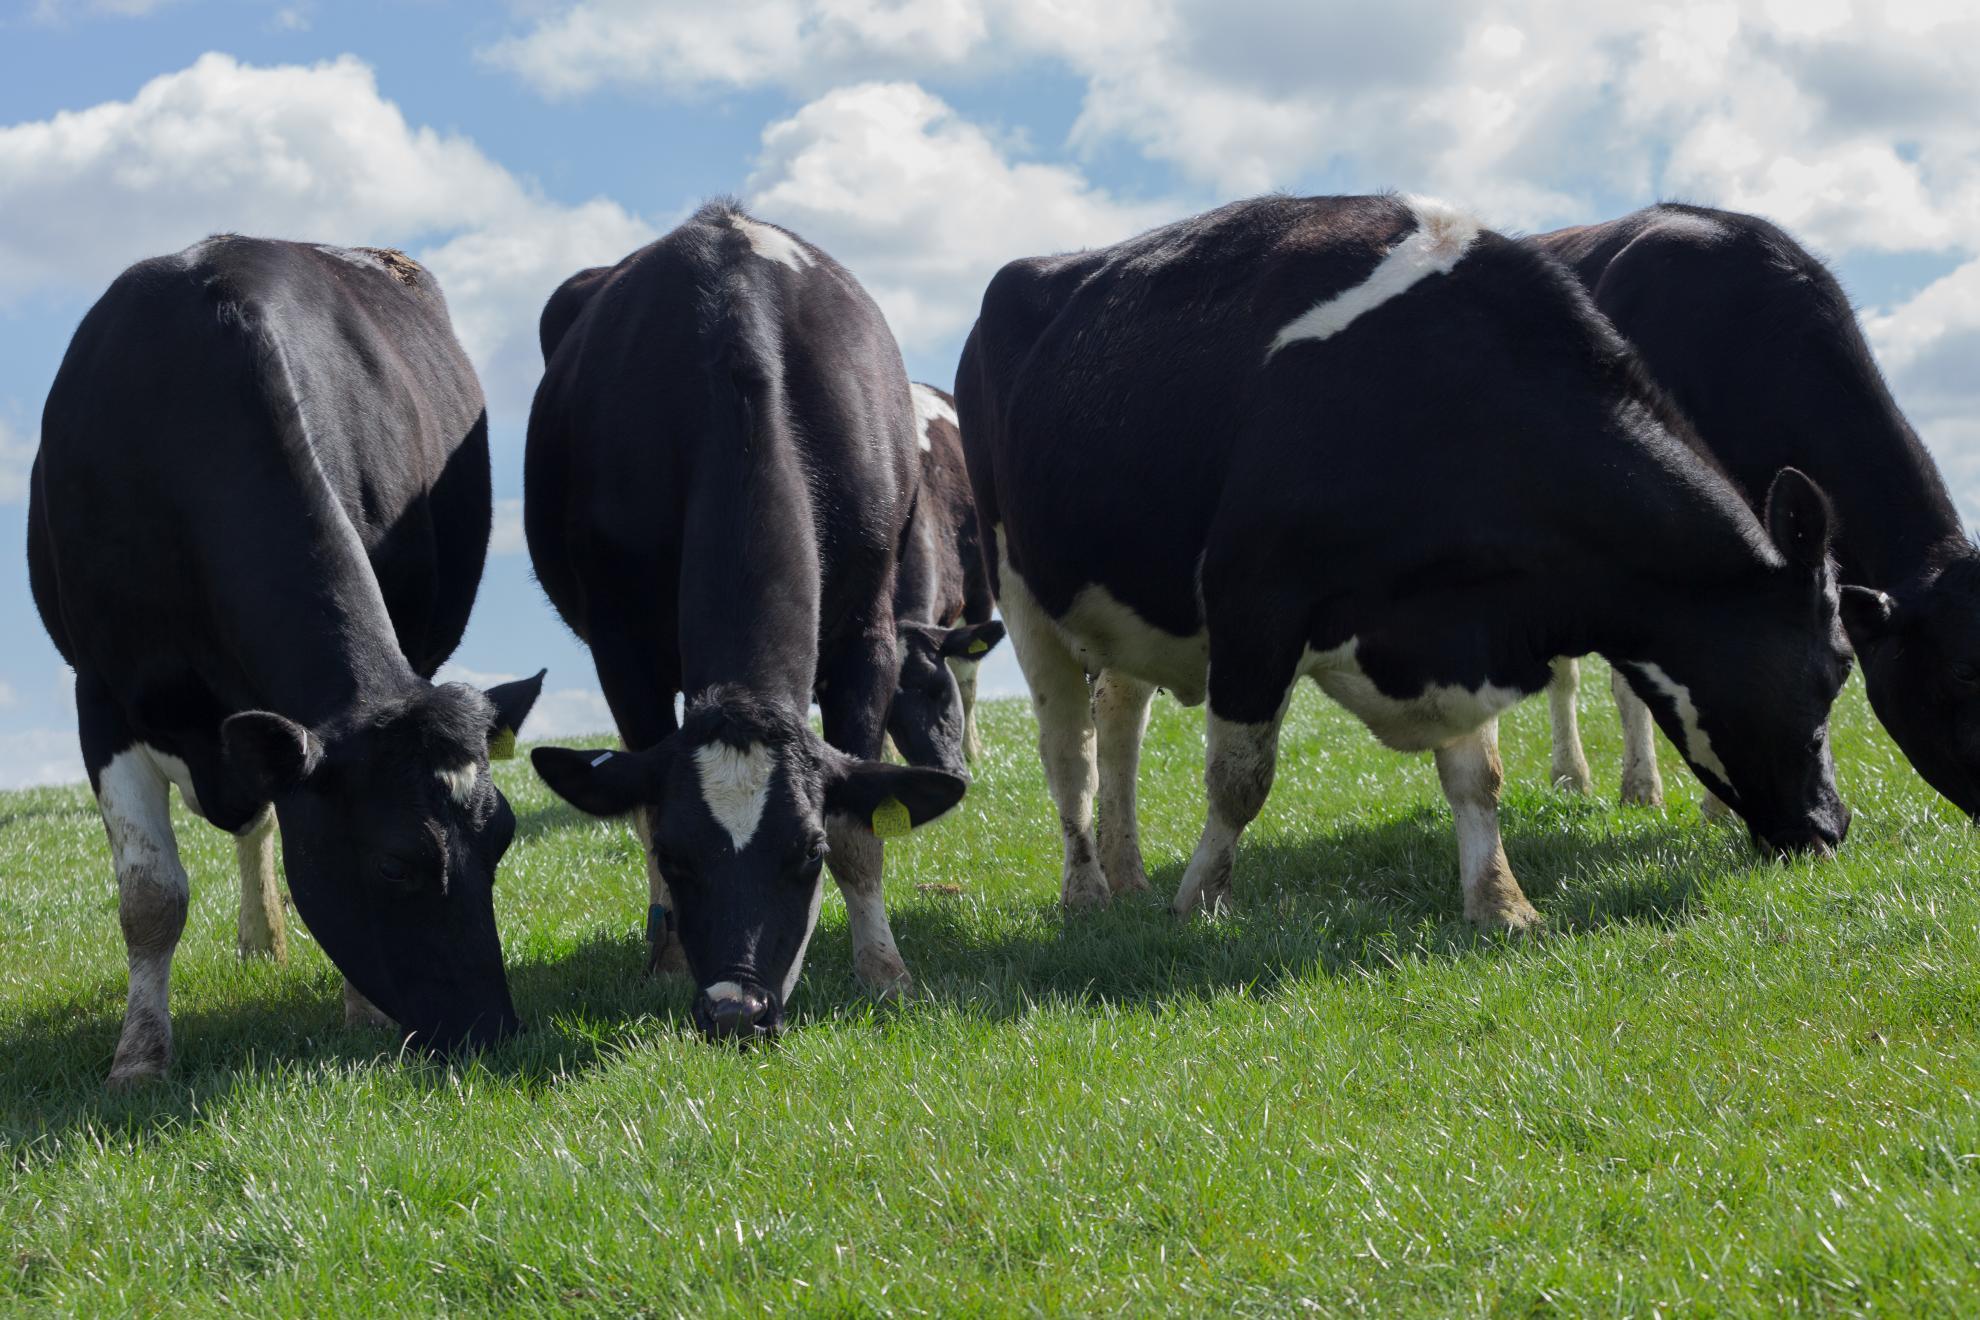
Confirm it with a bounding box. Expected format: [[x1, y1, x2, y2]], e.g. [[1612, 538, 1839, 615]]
[[436, 762, 479, 806], [1267, 196, 1482, 359], [1632, 662, 1730, 784], [693, 741, 777, 851], [728, 216, 812, 272], [910, 383, 958, 454], [779, 880, 826, 1005], [1303, 639, 1526, 752], [995, 529, 1210, 706]]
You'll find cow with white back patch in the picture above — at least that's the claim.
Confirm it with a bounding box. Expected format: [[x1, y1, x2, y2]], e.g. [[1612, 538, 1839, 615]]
[[888, 381, 1005, 774], [957, 194, 1852, 926], [526, 201, 965, 1043], [30, 237, 544, 1086], [1526, 205, 1980, 819]]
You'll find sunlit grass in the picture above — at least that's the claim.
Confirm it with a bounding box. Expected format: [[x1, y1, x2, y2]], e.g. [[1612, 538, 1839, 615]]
[[3, 659, 1978, 1313]]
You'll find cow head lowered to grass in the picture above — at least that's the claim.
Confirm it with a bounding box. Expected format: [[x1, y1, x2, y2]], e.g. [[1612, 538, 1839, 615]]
[[887, 620, 1006, 776], [225, 674, 545, 1053], [532, 690, 966, 1043]]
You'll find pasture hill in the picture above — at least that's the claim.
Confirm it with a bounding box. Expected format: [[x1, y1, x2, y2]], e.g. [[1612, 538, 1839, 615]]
[[3, 662, 1978, 1313]]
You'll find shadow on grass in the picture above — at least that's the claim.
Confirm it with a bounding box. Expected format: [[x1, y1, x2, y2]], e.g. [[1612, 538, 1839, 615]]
[[1, 795, 1734, 1150]]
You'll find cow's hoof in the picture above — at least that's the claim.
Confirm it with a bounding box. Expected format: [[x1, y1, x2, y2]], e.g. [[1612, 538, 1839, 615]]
[[855, 948, 914, 1000], [1551, 763, 1594, 796], [1618, 778, 1665, 809], [1469, 898, 1544, 935], [1061, 864, 1112, 910], [105, 1059, 167, 1091], [342, 980, 395, 1029], [646, 935, 692, 982], [1101, 851, 1152, 897]]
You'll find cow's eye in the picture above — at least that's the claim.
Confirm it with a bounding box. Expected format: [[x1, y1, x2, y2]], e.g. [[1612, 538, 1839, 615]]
[[375, 856, 419, 890], [1953, 662, 1980, 687]]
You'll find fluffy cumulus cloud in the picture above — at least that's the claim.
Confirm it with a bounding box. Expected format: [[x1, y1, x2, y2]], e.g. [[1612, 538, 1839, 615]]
[[743, 81, 1172, 353], [436, 665, 615, 742], [0, 53, 654, 418], [0, 415, 35, 505]]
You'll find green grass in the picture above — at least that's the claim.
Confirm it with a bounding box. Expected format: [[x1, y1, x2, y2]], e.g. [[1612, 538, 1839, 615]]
[[4, 660, 1979, 1315]]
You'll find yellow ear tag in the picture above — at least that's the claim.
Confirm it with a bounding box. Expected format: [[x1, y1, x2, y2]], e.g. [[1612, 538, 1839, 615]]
[[871, 796, 912, 839], [489, 727, 518, 761], [967, 638, 990, 655]]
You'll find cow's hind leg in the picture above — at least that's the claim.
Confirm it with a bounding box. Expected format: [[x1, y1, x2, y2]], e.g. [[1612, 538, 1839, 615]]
[[1611, 667, 1666, 808], [235, 806, 286, 960], [820, 617, 914, 996], [1093, 669, 1155, 896], [1436, 720, 1541, 932], [1547, 657, 1593, 795], [84, 695, 190, 1086], [997, 568, 1107, 908], [1171, 696, 1290, 918]]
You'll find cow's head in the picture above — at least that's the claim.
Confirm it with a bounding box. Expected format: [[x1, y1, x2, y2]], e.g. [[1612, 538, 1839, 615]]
[[222, 671, 544, 1054], [886, 620, 1005, 775], [1839, 553, 1980, 818], [1618, 469, 1853, 855], [530, 688, 966, 1043]]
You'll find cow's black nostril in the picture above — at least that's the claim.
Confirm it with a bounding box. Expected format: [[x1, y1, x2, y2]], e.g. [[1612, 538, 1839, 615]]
[[695, 985, 776, 1044]]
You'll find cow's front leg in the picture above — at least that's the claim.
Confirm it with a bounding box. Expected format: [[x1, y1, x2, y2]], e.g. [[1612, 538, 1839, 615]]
[[1547, 657, 1593, 795], [1171, 699, 1287, 917], [93, 740, 190, 1087], [1093, 669, 1155, 896], [234, 806, 286, 960], [948, 656, 984, 764], [819, 618, 913, 995], [997, 569, 1107, 907], [1436, 720, 1541, 932], [1611, 667, 1665, 808]]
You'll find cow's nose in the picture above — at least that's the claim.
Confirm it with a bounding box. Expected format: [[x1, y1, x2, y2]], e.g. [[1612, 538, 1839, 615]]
[[695, 982, 776, 1043]]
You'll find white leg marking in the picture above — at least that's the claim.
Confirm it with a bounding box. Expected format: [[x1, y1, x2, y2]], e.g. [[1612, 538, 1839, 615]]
[[1172, 702, 1286, 918], [826, 816, 910, 997], [98, 745, 191, 1085], [1547, 657, 1593, 795], [997, 538, 1108, 908], [235, 806, 286, 960], [1611, 667, 1667, 808], [727, 215, 812, 272], [1093, 669, 1155, 896], [947, 656, 983, 763], [1434, 720, 1540, 932], [694, 741, 776, 851], [1630, 662, 1729, 784], [1268, 196, 1482, 358], [910, 382, 957, 454]]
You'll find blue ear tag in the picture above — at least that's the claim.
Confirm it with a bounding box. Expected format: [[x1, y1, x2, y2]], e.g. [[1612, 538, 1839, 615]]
[[646, 904, 672, 943]]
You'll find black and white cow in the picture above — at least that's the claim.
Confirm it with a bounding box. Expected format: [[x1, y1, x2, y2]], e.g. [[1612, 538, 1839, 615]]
[[888, 381, 1005, 774], [29, 237, 543, 1086], [1528, 205, 1980, 817], [524, 202, 966, 1042], [957, 194, 1855, 926]]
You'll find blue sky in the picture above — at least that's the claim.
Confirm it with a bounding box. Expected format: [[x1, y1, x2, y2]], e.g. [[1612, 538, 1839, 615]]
[[2, 0, 1978, 785]]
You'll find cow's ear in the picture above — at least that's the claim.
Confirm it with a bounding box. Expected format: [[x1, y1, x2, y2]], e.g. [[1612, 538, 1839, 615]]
[[484, 669, 546, 760], [940, 620, 1005, 659], [826, 761, 967, 837], [223, 712, 324, 798], [1765, 467, 1833, 571], [1841, 585, 1897, 645], [531, 745, 659, 818]]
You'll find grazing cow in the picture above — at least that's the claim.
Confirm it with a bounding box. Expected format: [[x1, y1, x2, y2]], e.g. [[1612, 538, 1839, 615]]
[[1530, 205, 1980, 817], [888, 381, 1005, 774], [524, 202, 966, 1042], [29, 237, 543, 1085], [957, 194, 1855, 925]]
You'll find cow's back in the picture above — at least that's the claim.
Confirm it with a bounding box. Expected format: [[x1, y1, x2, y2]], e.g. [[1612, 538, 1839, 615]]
[[32, 237, 489, 708]]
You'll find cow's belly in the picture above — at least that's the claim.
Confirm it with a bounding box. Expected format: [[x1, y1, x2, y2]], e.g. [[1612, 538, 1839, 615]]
[[996, 533, 1209, 704], [1302, 640, 1527, 752]]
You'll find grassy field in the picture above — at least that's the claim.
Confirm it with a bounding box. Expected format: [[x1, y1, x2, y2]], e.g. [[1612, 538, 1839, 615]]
[[3, 659, 1978, 1315]]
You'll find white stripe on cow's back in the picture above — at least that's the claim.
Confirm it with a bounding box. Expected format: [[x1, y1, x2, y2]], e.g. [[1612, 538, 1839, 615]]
[[910, 383, 958, 454], [694, 741, 777, 851], [1631, 662, 1730, 784], [1267, 196, 1483, 359], [727, 215, 813, 272]]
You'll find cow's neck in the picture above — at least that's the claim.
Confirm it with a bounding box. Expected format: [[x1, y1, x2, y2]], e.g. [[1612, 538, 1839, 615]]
[[676, 440, 822, 709]]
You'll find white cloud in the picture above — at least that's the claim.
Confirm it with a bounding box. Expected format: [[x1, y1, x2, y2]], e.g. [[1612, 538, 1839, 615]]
[[0, 415, 34, 505], [1867, 258, 1980, 525], [436, 664, 614, 742], [489, 497, 527, 556], [0, 680, 16, 709], [744, 81, 1174, 354], [30, 0, 178, 20], [0, 727, 84, 790]]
